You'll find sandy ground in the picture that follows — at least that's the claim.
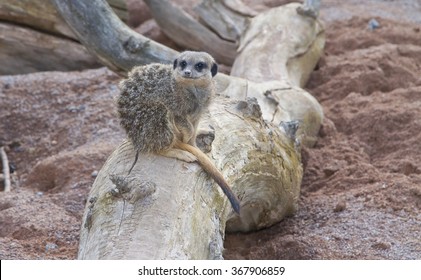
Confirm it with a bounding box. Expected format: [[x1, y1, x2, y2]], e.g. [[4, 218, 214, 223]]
[[225, 1, 421, 259], [1, 0, 420, 259]]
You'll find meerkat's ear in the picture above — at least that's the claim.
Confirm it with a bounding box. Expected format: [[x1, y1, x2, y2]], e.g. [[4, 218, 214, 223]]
[[173, 59, 178, 70], [211, 63, 218, 77]]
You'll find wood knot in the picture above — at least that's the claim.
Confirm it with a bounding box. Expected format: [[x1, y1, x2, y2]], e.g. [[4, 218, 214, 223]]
[[196, 126, 215, 153], [279, 120, 300, 141], [123, 36, 149, 53], [236, 97, 262, 120], [109, 174, 156, 203]]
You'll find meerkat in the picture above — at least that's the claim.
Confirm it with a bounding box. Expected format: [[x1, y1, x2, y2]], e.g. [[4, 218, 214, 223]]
[[117, 51, 241, 214]]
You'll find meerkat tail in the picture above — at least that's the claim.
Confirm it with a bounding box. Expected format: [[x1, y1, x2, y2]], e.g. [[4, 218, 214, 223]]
[[175, 141, 241, 214]]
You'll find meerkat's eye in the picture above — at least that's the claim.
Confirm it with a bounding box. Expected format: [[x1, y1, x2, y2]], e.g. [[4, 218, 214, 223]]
[[180, 60, 187, 69], [195, 62, 205, 72]]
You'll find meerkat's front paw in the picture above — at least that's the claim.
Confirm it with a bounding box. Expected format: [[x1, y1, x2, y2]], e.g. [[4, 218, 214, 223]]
[[160, 149, 197, 163]]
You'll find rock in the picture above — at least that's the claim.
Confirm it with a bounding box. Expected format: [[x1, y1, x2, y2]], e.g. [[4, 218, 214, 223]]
[[333, 201, 346, 212], [368, 18, 380, 30]]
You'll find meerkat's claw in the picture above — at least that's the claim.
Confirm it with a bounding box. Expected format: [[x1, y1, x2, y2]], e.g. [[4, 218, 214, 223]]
[[160, 149, 197, 163]]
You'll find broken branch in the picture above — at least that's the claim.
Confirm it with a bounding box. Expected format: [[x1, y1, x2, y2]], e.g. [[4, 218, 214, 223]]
[[0, 147, 11, 192]]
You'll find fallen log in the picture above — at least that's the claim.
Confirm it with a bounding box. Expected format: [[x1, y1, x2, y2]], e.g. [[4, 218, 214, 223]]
[[0, 23, 100, 75], [79, 97, 302, 259]]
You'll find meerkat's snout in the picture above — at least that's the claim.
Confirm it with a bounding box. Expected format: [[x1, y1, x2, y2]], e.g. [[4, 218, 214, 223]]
[[184, 69, 192, 77]]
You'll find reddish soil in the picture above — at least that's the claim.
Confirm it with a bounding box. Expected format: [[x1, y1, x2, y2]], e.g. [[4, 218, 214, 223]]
[[1, 1, 420, 259], [0, 69, 123, 259], [225, 6, 421, 259]]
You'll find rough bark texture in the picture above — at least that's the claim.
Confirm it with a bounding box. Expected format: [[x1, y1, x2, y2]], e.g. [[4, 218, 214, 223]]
[[227, 3, 325, 148], [231, 3, 324, 88], [144, 0, 238, 65], [50, 0, 325, 259], [52, 0, 177, 76], [194, 0, 257, 43]]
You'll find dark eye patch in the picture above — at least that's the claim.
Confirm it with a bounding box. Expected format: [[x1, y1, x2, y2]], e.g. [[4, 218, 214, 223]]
[[195, 62, 206, 72], [180, 60, 187, 70]]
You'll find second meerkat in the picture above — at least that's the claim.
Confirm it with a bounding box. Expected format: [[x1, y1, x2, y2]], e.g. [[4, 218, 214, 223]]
[[118, 51, 241, 214]]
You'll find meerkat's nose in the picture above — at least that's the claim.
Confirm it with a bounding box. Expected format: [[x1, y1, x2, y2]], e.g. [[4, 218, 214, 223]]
[[184, 69, 192, 77]]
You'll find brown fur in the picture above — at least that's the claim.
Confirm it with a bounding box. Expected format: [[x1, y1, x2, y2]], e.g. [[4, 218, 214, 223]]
[[117, 51, 240, 214]]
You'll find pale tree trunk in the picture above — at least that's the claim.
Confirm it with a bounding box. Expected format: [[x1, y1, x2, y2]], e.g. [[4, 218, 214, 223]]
[[53, 0, 324, 259], [79, 98, 302, 259]]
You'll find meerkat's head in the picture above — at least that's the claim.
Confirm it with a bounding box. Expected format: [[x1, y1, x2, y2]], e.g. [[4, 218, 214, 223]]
[[173, 51, 218, 85]]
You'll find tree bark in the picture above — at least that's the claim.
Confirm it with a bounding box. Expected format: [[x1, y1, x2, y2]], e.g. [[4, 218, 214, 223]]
[[52, 0, 177, 76], [143, 0, 238, 65], [227, 2, 325, 147], [194, 0, 257, 43], [52, 0, 325, 259]]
